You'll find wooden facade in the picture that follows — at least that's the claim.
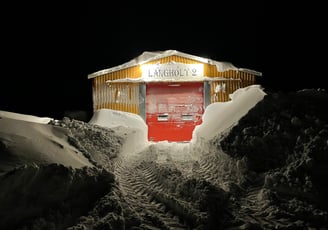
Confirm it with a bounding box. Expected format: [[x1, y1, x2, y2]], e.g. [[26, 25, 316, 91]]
[[89, 51, 261, 115]]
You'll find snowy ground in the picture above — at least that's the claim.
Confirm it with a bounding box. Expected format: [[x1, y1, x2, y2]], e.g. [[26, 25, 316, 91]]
[[1, 85, 328, 229]]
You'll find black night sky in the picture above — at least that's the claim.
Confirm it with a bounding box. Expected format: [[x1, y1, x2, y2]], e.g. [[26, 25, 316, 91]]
[[0, 2, 326, 120]]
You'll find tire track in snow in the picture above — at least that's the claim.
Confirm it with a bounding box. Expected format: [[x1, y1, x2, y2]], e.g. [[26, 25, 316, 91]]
[[191, 145, 296, 229], [191, 146, 239, 189], [136, 161, 206, 227], [114, 141, 294, 229], [232, 184, 296, 229], [113, 150, 190, 229]]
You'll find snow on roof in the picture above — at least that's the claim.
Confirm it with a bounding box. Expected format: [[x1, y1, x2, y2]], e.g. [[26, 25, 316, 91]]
[[88, 50, 262, 79]]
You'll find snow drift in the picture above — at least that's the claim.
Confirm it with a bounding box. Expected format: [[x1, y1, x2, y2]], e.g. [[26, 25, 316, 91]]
[[0, 110, 53, 124], [1, 86, 327, 229], [192, 84, 266, 143], [219, 89, 328, 227], [0, 164, 114, 229], [89, 108, 149, 154], [0, 115, 93, 174]]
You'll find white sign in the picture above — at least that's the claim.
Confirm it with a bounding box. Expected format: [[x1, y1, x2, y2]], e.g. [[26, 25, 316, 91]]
[[141, 63, 204, 81]]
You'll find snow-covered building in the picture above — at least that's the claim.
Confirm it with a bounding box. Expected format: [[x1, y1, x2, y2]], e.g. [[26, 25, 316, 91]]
[[88, 50, 262, 142]]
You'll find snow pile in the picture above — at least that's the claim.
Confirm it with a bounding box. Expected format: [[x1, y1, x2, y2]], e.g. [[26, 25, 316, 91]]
[[0, 164, 115, 229], [1, 86, 327, 229], [88, 85, 266, 150], [192, 84, 266, 143], [0, 110, 53, 124], [60, 118, 124, 170], [0, 116, 93, 174], [89, 109, 149, 154], [220, 89, 328, 227], [0, 114, 126, 229]]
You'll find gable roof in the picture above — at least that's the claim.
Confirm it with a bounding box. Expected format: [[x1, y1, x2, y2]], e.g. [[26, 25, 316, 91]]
[[88, 49, 262, 79]]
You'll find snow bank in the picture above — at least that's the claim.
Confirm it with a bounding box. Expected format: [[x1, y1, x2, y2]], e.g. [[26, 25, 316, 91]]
[[192, 85, 266, 143], [0, 116, 93, 174], [0, 110, 52, 124], [0, 164, 114, 229], [89, 109, 149, 154], [88, 86, 265, 151], [62, 118, 124, 168]]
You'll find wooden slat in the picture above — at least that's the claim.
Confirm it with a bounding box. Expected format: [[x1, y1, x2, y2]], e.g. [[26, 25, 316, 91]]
[[91, 55, 259, 113]]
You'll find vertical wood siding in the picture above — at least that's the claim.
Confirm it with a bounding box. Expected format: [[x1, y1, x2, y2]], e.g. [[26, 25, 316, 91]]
[[91, 55, 257, 113]]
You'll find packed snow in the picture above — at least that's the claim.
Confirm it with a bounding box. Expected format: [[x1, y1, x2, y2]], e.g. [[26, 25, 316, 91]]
[[192, 84, 266, 143], [1, 85, 328, 229], [88, 84, 266, 154], [0, 115, 93, 175], [89, 108, 148, 154], [0, 110, 53, 124]]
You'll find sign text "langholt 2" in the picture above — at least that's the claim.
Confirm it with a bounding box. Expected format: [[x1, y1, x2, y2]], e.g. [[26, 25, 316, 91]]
[[142, 63, 204, 80]]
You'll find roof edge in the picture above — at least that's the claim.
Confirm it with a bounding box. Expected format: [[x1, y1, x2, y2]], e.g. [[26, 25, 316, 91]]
[[88, 50, 262, 79]]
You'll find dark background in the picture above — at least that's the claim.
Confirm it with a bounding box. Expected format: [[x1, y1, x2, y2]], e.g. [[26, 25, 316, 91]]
[[0, 2, 326, 120]]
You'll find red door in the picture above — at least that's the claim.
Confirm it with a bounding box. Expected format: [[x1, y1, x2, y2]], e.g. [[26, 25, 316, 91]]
[[146, 82, 204, 142]]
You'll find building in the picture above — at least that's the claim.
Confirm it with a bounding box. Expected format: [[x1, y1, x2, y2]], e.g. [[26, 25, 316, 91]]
[[88, 50, 262, 142]]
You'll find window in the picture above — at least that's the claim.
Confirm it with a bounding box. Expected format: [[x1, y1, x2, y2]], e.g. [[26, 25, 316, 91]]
[[157, 114, 169, 121], [181, 114, 193, 121]]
